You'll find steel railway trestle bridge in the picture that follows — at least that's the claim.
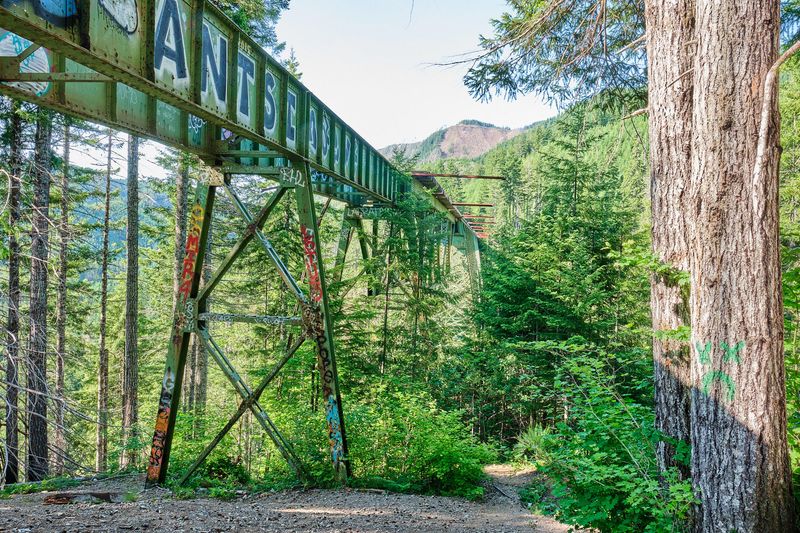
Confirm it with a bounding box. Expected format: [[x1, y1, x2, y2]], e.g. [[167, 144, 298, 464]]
[[0, 0, 484, 485]]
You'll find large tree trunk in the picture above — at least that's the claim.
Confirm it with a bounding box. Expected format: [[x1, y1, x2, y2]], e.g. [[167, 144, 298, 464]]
[[27, 110, 52, 482], [120, 135, 139, 469], [644, 0, 694, 483], [689, 1, 795, 530], [54, 118, 70, 476], [96, 130, 112, 472], [4, 101, 23, 484]]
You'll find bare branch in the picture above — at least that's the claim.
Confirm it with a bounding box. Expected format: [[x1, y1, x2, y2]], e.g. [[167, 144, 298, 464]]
[[752, 39, 800, 216], [621, 108, 648, 121]]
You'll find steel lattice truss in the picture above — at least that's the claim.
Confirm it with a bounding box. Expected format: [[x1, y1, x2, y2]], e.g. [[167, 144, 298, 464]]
[[0, 0, 483, 485]]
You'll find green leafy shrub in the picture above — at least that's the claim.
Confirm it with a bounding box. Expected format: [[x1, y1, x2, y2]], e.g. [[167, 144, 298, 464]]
[[172, 486, 196, 500], [165, 384, 495, 500], [346, 387, 497, 499], [166, 411, 262, 492], [208, 486, 237, 501], [513, 425, 552, 465], [519, 480, 560, 515], [200, 454, 251, 485], [169, 452, 251, 493], [0, 476, 80, 498], [527, 345, 696, 532]]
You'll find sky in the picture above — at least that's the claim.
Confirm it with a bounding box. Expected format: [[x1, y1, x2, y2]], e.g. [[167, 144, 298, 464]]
[[275, 0, 555, 148], [73, 0, 556, 178]]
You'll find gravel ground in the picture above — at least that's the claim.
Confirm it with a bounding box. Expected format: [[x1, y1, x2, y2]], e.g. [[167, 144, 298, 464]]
[[0, 465, 571, 532]]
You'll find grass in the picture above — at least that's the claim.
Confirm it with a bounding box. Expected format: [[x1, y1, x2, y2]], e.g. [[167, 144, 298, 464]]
[[0, 476, 82, 499]]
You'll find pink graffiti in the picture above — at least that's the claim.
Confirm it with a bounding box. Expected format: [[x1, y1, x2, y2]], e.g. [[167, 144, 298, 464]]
[[301, 224, 323, 303], [178, 204, 204, 300]]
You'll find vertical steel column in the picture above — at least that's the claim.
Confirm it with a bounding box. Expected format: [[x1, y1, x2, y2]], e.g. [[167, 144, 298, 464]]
[[293, 161, 351, 482], [380, 221, 395, 374], [464, 231, 481, 298], [435, 234, 442, 283], [353, 219, 371, 264], [351, 218, 374, 296], [472, 233, 482, 275], [332, 215, 354, 284], [370, 219, 382, 296], [146, 180, 216, 485], [445, 223, 452, 275]]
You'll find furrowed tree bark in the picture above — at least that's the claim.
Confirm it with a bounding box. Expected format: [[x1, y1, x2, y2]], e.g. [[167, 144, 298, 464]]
[[27, 109, 52, 482], [96, 130, 112, 473], [4, 100, 23, 485], [689, 1, 795, 530], [54, 118, 70, 476], [644, 0, 694, 484], [120, 135, 139, 469]]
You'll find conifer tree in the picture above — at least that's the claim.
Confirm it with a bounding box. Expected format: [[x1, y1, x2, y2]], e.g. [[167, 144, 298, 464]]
[[4, 100, 23, 484], [121, 135, 139, 469], [27, 109, 52, 482]]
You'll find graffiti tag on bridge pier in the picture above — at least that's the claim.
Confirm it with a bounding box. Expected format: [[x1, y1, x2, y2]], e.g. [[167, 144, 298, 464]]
[[146, 367, 175, 480], [300, 224, 323, 304]]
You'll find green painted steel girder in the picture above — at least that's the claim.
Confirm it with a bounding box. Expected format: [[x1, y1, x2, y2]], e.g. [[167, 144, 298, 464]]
[[0, 0, 411, 206]]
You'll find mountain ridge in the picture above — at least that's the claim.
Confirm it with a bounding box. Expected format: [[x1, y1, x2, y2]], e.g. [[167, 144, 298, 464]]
[[380, 120, 527, 163]]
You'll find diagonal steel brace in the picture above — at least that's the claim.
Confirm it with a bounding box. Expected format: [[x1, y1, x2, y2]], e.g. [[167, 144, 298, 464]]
[[197, 328, 309, 479], [178, 335, 309, 484], [223, 181, 306, 303], [197, 186, 288, 304]]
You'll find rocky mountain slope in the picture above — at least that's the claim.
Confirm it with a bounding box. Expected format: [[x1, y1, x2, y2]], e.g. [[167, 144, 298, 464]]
[[380, 120, 526, 163]]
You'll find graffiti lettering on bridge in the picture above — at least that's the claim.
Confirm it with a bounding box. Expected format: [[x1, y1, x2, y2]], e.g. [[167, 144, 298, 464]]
[[325, 396, 345, 464], [302, 302, 343, 465], [300, 224, 323, 304], [279, 167, 306, 188], [98, 0, 138, 34], [178, 203, 204, 300], [147, 366, 175, 479], [10, 0, 76, 27], [0, 31, 52, 97], [346, 207, 393, 220]]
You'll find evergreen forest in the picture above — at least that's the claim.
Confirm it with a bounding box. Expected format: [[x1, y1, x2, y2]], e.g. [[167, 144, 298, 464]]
[[1, 1, 799, 532]]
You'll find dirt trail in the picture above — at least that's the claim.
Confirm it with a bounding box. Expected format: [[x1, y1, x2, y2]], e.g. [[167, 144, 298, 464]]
[[0, 465, 570, 532]]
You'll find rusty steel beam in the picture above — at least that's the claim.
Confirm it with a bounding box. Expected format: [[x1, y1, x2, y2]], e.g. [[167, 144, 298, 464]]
[[411, 172, 506, 180], [147, 180, 216, 486]]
